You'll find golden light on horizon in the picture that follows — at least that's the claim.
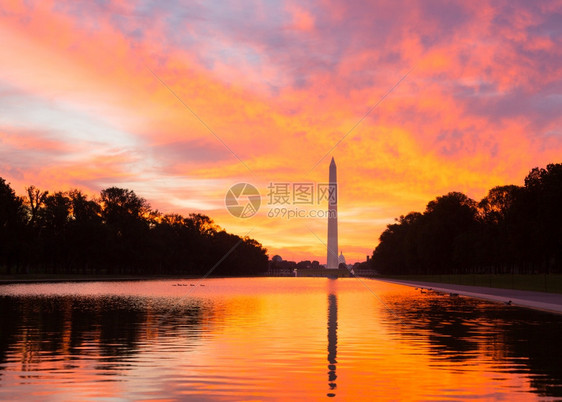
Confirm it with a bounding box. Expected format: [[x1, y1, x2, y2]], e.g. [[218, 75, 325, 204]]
[[1, 1, 561, 263]]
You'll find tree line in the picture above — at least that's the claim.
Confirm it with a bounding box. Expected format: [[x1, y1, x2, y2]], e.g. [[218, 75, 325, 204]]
[[0, 178, 268, 276], [372, 163, 562, 275]]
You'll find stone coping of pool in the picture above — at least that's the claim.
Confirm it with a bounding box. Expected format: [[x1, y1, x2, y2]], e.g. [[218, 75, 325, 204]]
[[375, 278, 562, 315]]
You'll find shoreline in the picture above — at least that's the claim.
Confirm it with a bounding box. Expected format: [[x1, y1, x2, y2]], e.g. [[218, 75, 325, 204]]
[[0, 274, 267, 285], [3, 275, 562, 315], [376, 278, 562, 315], [0, 276, 191, 285]]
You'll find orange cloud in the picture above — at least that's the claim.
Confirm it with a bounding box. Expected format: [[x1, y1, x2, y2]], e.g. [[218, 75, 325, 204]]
[[1, 0, 561, 263]]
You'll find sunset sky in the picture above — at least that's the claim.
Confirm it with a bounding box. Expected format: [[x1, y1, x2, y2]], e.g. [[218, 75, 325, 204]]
[[1, 0, 561, 263]]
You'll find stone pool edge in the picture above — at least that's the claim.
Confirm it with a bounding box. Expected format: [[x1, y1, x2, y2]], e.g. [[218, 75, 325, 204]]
[[373, 278, 562, 315]]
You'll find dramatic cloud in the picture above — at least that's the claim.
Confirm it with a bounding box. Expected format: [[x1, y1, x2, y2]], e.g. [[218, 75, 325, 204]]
[[1, 0, 561, 262]]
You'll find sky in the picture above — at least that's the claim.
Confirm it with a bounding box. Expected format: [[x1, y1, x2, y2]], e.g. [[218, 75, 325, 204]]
[[1, 0, 561, 264]]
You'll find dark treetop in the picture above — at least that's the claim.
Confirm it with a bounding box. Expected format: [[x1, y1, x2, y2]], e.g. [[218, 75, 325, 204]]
[[372, 163, 562, 276], [0, 180, 268, 277]]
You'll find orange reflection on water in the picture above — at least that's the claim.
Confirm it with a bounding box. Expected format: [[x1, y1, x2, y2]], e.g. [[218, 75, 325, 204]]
[[0, 278, 560, 400]]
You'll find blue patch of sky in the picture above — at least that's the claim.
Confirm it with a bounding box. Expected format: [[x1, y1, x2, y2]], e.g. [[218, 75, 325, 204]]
[[0, 82, 139, 160]]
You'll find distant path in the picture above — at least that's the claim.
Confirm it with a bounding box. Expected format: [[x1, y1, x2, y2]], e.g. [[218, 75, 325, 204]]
[[0, 276, 197, 284], [375, 278, 562, 315], [0, 275, 264, 285]]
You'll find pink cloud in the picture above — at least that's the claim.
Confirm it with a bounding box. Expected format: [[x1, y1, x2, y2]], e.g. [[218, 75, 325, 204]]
[[0, 0, 561, 263], [286, 4, 316, 32]]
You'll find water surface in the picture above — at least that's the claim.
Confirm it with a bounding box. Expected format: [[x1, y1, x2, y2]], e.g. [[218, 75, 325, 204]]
[[0, 278, 561, 400]]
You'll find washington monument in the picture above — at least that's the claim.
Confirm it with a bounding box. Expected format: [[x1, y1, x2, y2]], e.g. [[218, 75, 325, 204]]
[[327, 157, 339, 268]]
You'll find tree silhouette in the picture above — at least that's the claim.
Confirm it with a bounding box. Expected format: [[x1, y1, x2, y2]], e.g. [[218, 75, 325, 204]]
[[0, 178, 26, 274], [0, 180, 268, 277], [372, 163, 562, 275], [25, 185, 48, 226]]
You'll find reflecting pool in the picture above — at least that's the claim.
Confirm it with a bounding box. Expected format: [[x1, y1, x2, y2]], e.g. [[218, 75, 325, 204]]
[[0, 278, 560, 400]]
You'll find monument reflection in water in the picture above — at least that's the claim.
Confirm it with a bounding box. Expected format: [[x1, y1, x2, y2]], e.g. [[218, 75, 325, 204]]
[[327, 279, 338, 397], [0, 278, 561, 400]]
